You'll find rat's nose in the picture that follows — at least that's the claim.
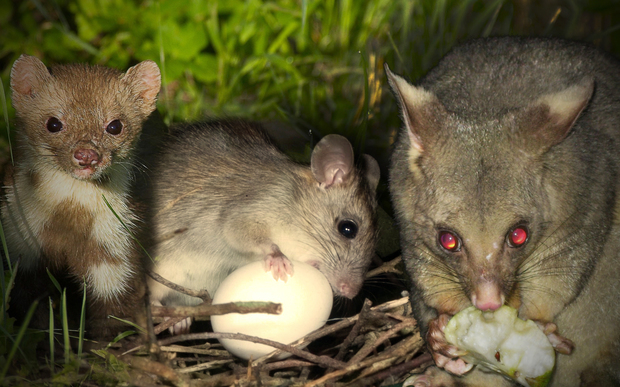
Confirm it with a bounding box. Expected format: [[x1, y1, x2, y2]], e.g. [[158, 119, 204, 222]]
[[74, 148, 100, 167], [336, 279, 362, 299]]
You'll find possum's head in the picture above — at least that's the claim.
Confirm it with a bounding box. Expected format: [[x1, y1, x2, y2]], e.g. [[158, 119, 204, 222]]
[[385, 64, 604, 324], [10, 55, 161, 181], [277, 134, 380, 299]]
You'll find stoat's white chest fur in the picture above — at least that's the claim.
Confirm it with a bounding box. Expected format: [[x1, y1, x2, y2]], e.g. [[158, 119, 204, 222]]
[[2, 161, 137, 301]]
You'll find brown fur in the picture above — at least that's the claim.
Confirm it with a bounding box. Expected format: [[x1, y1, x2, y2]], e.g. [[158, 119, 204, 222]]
[[3, 55, 161, 339]]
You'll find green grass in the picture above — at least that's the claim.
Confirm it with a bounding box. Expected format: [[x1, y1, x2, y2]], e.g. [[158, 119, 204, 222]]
[[2, 0, 620, 384]]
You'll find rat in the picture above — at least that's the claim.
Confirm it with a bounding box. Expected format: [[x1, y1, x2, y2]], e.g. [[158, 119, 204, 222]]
[[387, 37, 620, 386], [3, 55, 161, 338], [146, 119, 380, 334]]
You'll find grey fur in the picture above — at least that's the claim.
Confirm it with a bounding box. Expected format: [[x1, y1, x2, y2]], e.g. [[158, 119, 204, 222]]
[[147, 120, 379, 329], [388, 37, 620, 386]]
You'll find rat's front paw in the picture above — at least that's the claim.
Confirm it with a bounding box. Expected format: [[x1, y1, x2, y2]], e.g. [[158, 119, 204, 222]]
[[536, 321, 574, 355], [427, 314, 473, 376], [263, 245, 294, 282]]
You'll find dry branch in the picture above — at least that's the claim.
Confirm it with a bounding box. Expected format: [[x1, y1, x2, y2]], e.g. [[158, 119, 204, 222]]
[[150, 301, 282, 318], [148, 271, 212, 302], [365, 256, 403, 278], [157, 332, 348, 369], [123, 259, 427, 386]]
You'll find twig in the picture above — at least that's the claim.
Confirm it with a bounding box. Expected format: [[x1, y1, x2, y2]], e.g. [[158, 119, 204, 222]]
[[252, 296, 410, 365], [177, 359, 234, 373], [365, 256, 402, 279], [304, 331, 424, 387], [157, 332, 347, 370], [261, 360, 315, 372], [151, 301, 282, 318], [122, 355, 186, 386], [159, 345, 231, 357], [346, 352, 433, 387], [154, 314, 193, 335], [143, 273, 159, 351], [347, 319, 416, 365], [334, 299, 372, 362], [148, 271, 212, 303]]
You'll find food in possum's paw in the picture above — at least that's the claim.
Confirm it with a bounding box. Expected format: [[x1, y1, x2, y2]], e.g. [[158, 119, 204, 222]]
[[444, 306, 555, 387], [210, 260, 333, 360]]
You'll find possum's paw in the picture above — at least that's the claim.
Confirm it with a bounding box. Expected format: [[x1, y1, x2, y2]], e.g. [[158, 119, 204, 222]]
[[169, 317, 192, 335], [536, 321, 574, 355], [427, 314, 473, 376], [263, 245, 294, 282]]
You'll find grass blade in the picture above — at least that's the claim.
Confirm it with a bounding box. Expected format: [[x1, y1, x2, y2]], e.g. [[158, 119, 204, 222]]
[[77, 280, 86, 360], [0, 300, 38, 380], [101, 194, 154, 263], [49, 297, 55, 373], [46, 269, 62, 294], [1, 259, 18, 325], [61, 289, 71, 364], [0, 78, 13, 166]]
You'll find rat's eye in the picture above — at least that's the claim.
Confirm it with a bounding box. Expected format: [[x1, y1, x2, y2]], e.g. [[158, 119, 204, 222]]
[[46, 117, 63, 133], [338, 220, 358, 239], [507, 226, 528, 248], [438, 230, 461, 252], [106, 119, 123, 135]]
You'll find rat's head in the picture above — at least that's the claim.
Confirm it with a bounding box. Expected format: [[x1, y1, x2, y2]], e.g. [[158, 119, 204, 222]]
[[386, 65, 595, 319], [284, 134, 380, 299], [10, 55, 161, 181]]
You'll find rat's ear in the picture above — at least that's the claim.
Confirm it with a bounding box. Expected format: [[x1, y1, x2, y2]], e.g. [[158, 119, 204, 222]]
[[122, 60, 161, 112], [516, 78, 594, 151], [385, 63, 446, 154], [362, 154, 380, 193], [10, 55, 52, 97], [311, 134, 354, 188]]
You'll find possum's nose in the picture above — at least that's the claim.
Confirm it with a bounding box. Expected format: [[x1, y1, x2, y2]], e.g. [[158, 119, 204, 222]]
[[74, 149, 100, 167]]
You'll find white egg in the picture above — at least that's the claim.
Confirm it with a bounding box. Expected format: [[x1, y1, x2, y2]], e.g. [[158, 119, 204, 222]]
[[210, 260, 333, 360]]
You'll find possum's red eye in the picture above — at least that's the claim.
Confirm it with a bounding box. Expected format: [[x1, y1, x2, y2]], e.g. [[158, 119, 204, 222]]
[[106, 119, 123, 135], [439, 230, 461, 252], [507, 226, 528, 248], [46, 117, 63, 133]]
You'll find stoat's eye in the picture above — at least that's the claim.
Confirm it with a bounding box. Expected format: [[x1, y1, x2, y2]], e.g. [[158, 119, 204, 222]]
[[507, 226, 528, 248], [46, 117, 63, 133], [438, 230, 461, 252], [106, 119, 123, 135]]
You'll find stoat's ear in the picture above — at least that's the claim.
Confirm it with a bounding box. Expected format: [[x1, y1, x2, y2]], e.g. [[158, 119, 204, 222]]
[[11, 55, 52, 97], [311, 134, 354, 189]]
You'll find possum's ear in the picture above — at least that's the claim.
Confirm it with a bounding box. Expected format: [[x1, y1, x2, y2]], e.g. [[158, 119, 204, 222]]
[[122, 60, 161, 113], [10, 55, 52, 97], [385, 63, 446, 155], [516, 79, 594, 152], [311, 134, 354, 189], [363, 154, 380, 192]]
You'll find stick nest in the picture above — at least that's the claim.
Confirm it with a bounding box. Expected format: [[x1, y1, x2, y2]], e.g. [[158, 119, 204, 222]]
[[100, 258, 432, 386]]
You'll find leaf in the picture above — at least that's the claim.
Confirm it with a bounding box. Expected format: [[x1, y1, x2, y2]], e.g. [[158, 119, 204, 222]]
[[190, 54, 219, 83]]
